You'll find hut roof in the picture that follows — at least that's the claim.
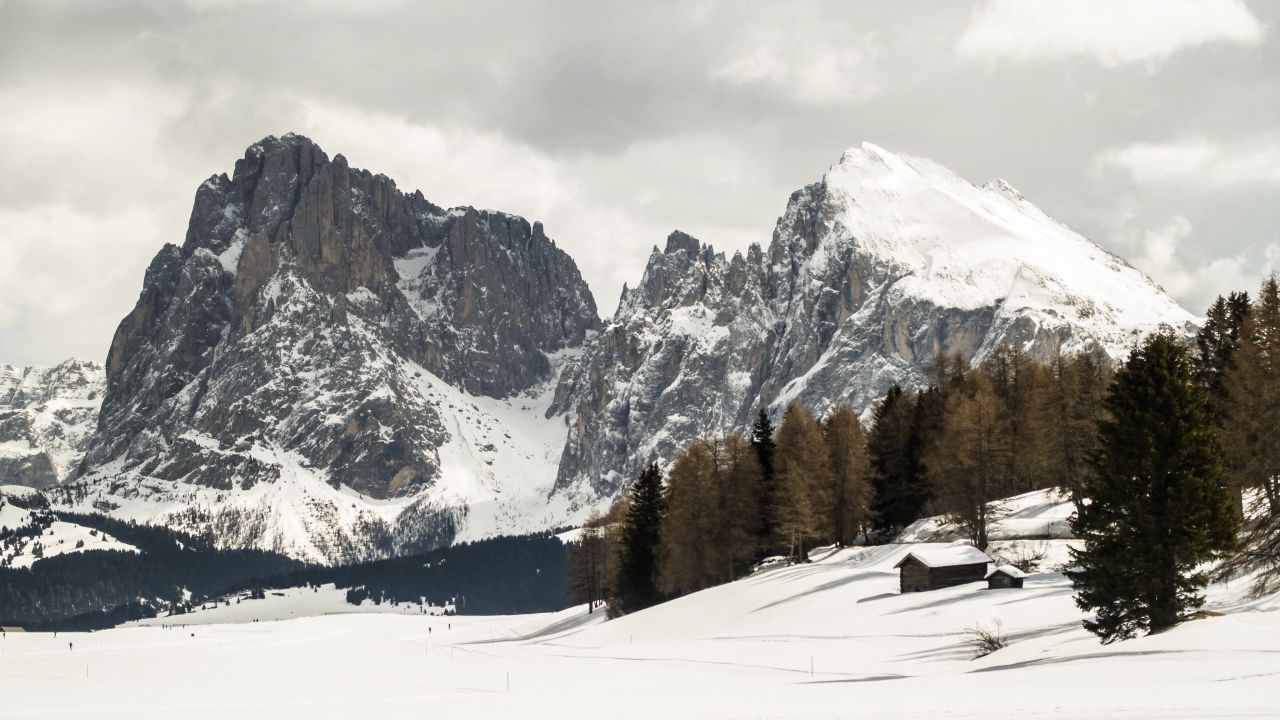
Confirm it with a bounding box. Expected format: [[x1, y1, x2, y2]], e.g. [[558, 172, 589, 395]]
[[893, 545, 992, 569], [986, 565, 1028, 579]]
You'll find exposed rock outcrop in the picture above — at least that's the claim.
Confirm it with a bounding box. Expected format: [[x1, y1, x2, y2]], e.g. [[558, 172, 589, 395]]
[[62, 134, 599, 563], [0, 359, 104, 489], [548, 143, 1196, 506]]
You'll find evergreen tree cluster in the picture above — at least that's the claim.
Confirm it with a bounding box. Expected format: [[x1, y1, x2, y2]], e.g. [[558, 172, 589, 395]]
[[590, 402, 875, 616], [1196, 278, 1280, 590], [0, 512, 304, 630], [1070, 332, 1237, 641], [1, 509, 570, 629]]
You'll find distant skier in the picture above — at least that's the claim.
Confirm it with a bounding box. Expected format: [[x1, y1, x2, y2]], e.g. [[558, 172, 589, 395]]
[[68, 642, 73, 651]]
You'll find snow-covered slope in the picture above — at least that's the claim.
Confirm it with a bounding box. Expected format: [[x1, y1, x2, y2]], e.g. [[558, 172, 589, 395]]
[[0, 359, 103, 488], [550, 143, 1196, 506], [4, 506, 1276, 718], [820, 144, 1191, 357], [0, 485, 136, 569]]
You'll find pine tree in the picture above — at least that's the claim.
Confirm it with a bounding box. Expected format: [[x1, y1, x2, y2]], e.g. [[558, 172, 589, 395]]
[[716, 431, 764, 579], [1068, 332, 1237, 642], [1195, 291, 1252, 424], [925, 376, 1010, 550], [658, 432, 763, 596], [771, 403, 832, 560], [1042, 349, 1110, 503], [1222, 277, 1280, 589], [985, 343, 1048, 496], [658, 439, 712, 596], [1223, 277, 1280, 517], [750, 408, 777, 556], [823, 404, 873, 546], [869, 386, 930, 535], [567, 513, 611, 612], [613, 462, 666, 615]]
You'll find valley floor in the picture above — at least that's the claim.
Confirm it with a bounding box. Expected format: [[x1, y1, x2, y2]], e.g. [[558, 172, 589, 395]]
[[3, 537, 1279, 719]]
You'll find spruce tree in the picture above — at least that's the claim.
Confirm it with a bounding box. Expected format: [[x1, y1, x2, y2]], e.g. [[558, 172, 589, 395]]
[[869, 386, 930, 535], [1195, 291, 1252, 424], [1222, 277, 1280, 588], [718, 432, 764, 579], [1068, 332, 1237, 642], [750, 408, 777, 555], [614, 462, 666, 615]]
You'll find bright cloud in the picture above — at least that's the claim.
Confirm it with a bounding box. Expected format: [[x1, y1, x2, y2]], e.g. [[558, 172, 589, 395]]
[[957, 0, 1266, 68], [1096, 137, 1280, 186], [1117, 213, 1276, 313], [711, 35, 880, 105]]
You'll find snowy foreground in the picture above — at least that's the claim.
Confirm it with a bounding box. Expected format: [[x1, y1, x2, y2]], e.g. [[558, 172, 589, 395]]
[[3, 548, 1278, 718]]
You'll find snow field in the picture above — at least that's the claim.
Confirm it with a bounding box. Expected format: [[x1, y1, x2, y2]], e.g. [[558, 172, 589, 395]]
[[3, 529, 1278, 719]]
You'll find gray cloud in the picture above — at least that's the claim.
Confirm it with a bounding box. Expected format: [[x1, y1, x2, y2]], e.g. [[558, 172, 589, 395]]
[[1, 0, 1277, 366]]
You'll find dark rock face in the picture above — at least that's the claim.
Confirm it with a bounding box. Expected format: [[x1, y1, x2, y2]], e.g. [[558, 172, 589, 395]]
[[68, 134, 598, 562], [0, 359, 104, 489]]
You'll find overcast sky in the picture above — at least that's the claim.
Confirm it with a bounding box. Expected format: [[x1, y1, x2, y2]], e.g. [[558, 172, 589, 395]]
[[2, 0, 1277, 367]]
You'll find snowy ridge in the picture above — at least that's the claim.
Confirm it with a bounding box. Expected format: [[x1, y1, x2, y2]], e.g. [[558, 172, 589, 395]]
[[0, 359, 104, 488], [0, 485, 137, 569], [550, 143, 1197, 509], [822, 142, 1195, 358]]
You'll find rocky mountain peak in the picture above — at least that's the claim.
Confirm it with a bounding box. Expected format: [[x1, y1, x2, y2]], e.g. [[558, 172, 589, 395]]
[[62, 135, 601, 563], [549, 142, 1197, 508]]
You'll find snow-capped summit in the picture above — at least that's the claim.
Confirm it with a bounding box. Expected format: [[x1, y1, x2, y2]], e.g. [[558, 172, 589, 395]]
[[815, 143, 1193, 354], [549, 143, 1196, 506]]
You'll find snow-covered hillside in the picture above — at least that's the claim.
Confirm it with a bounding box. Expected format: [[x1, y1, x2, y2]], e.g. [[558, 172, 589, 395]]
[[0, 359, 103, 488], [0, 485, 136, 569], [3, 500, 1275, 718]]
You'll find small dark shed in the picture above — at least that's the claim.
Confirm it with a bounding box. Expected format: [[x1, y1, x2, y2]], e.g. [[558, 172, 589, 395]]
[[894, 545, 993, 592], [985, 565, 1027, 589]]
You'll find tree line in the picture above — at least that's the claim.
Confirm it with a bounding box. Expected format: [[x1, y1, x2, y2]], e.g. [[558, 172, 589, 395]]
[[574, 275, 1280, 643], [2, 510, 570, 629]]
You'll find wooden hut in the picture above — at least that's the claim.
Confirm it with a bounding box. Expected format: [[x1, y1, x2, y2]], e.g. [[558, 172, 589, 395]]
[[986, 565, 1027, 589], [894, 545, 993, 592]]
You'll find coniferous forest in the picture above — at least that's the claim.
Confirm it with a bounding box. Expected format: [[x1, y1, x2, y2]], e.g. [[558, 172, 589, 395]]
[[579, 275, 1280, 643], [0, 507, 569, 630]]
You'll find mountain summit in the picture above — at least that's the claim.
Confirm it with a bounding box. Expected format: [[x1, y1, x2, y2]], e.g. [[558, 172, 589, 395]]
[[44, 138, 1192, 563], [548, 142, 1195, 503], [60, 134, 600, 563]]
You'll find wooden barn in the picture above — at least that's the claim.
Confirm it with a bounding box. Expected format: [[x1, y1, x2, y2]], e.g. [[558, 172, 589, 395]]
[[894, 545, 993, 592], [986, 565, 1027, 589]]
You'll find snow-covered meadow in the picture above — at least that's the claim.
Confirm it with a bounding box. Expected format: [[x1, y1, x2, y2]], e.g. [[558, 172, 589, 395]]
[[3, 492, 1278, 719]]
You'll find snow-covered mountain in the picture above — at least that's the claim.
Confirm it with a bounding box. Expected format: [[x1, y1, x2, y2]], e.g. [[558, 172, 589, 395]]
[[0, 359, 104, 488], [548, 142, 1196, 505], [52, 137, 1194, 563], [55, 134, 599, 564]]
